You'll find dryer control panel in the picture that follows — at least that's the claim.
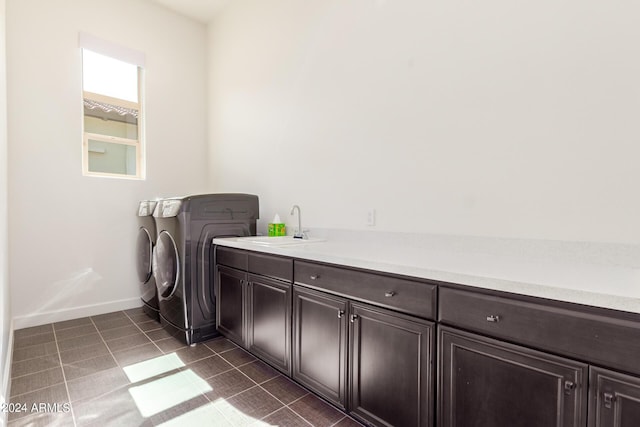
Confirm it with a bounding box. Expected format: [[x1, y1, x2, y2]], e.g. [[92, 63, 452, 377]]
[[138, 200, 158, 217], [154, 200, 182, 218]]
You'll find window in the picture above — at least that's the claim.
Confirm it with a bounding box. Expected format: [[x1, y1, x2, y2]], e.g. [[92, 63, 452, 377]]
[[80, 34, 145, 179]]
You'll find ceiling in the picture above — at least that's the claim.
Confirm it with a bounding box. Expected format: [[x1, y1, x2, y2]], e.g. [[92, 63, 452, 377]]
[[150, 0, 230, 24]]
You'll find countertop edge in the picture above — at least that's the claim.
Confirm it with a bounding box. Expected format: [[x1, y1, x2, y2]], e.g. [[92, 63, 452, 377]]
[[212, 236, 640, 315]]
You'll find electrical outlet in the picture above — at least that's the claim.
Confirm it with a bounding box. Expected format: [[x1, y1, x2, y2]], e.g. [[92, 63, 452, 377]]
[[367, 209, 376, 226]]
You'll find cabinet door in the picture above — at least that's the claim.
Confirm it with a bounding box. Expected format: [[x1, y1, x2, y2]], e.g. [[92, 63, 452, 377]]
[[589, 367, 640, 427], [216, 265, 246, 347], [292, 285, 348, 409], [247, 274, 291, 374], [439, 326, 587, 427], [349, 303, 434, 427]]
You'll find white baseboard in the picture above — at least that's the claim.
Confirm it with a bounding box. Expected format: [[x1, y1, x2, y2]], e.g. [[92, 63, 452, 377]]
[[1, 318, 14, 427], [12, 297, 142, 330]]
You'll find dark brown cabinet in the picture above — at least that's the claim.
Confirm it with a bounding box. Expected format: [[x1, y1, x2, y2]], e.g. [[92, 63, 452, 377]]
[[216, 265, 246, 346], [438, 326, 587, 427], [215, 247, 292, 375], [349, 303, 433, 427], [247, 274, 291, 374], [292, 260, 438, 426], [291, 285, 434, 426], [292, 285, 348, 409], [214, 245, 640, 427], [438, 286, 640, 427], [439, 287, 640, 376], [589, 367, 640, 427], [295, 260, 437, 319]]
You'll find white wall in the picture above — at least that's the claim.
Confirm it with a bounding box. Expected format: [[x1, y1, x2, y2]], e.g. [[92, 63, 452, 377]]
[[0, 0, 10, 419], [7, 0, 209, 327], [207, 0, 640, 244]]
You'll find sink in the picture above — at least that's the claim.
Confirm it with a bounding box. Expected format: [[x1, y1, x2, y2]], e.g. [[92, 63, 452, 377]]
[[240, 236, 326, 246]]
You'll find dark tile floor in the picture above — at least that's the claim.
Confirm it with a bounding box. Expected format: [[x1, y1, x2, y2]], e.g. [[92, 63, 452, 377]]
[[8, 308, 363, 427]]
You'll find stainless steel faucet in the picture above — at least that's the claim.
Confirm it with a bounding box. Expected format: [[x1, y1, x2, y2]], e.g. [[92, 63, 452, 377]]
[[290, 204, 305, 239]]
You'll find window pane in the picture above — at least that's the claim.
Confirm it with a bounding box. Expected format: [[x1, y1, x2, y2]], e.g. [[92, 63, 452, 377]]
[[82, 49, 138, 102], [84, 101, 138, 139], [88, 139, 137, 176]]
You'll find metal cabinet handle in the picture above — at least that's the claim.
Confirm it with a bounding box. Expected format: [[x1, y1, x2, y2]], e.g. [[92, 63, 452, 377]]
[[604, 392, 615, 409], [337, 310, 344, 319], [486, 315, 500, 323], [385, 291, 395, 297], [310, 275, 319, 280], [350, 314, 358, 323], [564, 381, 576, 395]]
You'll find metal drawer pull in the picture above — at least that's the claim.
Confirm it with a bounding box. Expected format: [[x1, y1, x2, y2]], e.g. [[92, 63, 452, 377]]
[[337, 310, 344, 319], [385, 291, 395, 297], [350, 314, 358, 323], [310, 275, 319, 280], [604, 392, 615, 409], [486, 315, 500, 323], [564, 381, 576, 395]]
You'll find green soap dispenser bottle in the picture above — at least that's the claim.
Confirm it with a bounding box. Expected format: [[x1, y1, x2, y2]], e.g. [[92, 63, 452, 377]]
[[268, 213, 286, 236]]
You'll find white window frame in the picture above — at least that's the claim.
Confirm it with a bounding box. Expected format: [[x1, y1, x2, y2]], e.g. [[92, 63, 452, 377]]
[[82, 88, 144, 179], [79, 33, 146, 180]]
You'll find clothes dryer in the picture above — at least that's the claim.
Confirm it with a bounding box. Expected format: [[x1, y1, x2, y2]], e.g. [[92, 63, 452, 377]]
[[152, 193, 258, 345], [136, 200, 160, 321]]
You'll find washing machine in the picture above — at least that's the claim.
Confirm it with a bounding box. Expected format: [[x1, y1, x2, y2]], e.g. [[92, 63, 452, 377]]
[[152, 193, 259, 345], [136, 200, 160, 321]]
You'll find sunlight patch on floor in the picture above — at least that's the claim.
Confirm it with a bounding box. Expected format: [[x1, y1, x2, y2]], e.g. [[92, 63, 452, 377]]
[[128, 369, 212, 417], [123, 353, 186, 383], [155, 398, 279, 427], [212, 398, 265, 426], [156, 402, 231, 427]]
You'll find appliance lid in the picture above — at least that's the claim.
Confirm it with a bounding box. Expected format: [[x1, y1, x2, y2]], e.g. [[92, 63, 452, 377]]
[[137, 200, 158, 217], [153, 199, 183, 218]]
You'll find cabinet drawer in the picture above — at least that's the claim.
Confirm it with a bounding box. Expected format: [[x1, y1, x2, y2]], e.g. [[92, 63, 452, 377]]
[[439, 287, 640, 375], [295, 260, 436, 319], [248, 252, 293, 282], [215, 246, 248, 270]]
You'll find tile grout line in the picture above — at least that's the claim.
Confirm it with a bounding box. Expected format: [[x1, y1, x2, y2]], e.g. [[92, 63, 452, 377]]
[[71, 313, 151, 410], [89, 314, 122, 368], [193, 343, 277, 426], [89, 312, 237, 425], [9, 359, 59, 380], [13, 319, 359, 427], [56, 320, 110, 358], [51, 322, 79, 427], [256, 388, 314, 427], [243, 365, 361, 426], [64, 311, 214, 423], [121, 309, 216, 362], [56, 310, 155, 394], [10, 327, 57, 367], [98, 310, 180, 369], [195, 345, 250, 426], [122, 310, 167, 355], [9, 347, 53, 365], [8, 366, 65, 399], [330, 415, 355, 427], [197, 341, 361, 426], [209, 345, 354, 426], [226, 358, 319, 426], [118, 310, 234, 424], [63, 312, 153, 420]]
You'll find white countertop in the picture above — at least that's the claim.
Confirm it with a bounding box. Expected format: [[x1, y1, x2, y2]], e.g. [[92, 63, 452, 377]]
[[212, 229, 640, 314]]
